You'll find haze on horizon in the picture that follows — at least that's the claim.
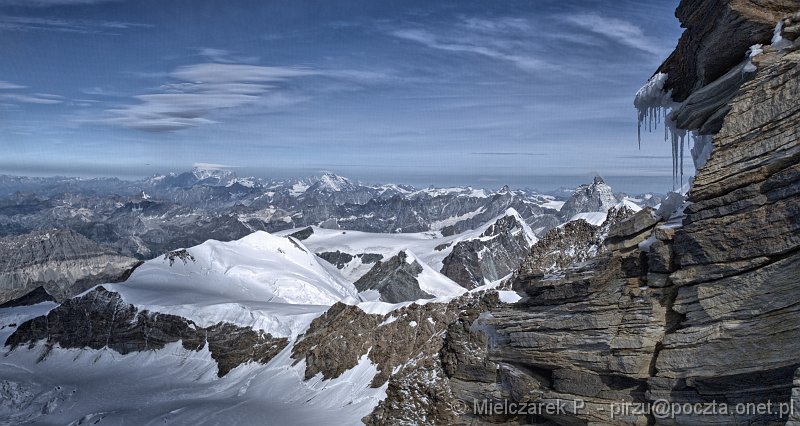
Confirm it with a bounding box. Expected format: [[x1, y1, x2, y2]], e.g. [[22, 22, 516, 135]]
[[0, 0, 683, 193]]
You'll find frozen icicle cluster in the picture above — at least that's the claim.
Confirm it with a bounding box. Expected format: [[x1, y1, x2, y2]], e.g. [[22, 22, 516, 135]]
[[634, 72, 672, 148], [634, 72, 692, 189]]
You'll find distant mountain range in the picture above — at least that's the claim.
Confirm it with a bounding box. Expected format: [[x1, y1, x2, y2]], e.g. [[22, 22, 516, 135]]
[[0, 166, 662, 261]]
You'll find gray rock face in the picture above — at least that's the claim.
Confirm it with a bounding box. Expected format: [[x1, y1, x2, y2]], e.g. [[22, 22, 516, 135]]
[[440, 212, 535, 289], [317, 250, 382, 269], [292, 299, 465, 389], [515, 206, 635, 281], [0, 229, 142, 305], [462, 3, 800, 425], [5, 287, 288, 377], [657, 0, 794, 102], [354, 251, 433, 303], [558, 176, 618, 220]]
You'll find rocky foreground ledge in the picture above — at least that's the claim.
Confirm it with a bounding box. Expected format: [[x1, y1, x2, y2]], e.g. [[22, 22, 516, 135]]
[[469, 1, 800, 425]]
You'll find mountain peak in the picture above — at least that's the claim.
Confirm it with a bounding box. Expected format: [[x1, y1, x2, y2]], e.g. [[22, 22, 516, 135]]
[[191, 164, 236, 182], [313, 172, 354, 192]]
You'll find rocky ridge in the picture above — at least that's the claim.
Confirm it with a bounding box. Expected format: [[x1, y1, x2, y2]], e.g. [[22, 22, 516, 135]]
[[354, 251, 434, 303], [440, 210, 536, 289], [6, 287, 288, 377], [514, 205, 636, 280]]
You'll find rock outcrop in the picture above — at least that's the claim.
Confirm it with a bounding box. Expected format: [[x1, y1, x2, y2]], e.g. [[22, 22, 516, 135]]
[[464, 2, 800, 425], [354, 251, 434, 303], [6, 287, 288, 377], [440, 210, 535, 288], [0, 229, 142, 305], [657, 0, 795, 102], [317, 250, 382, 269], [514, 206, 636, 280]]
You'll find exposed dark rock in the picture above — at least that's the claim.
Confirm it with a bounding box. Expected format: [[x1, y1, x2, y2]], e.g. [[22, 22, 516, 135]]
[[317, 250, 354, 269], [163, 248, 195, 266], [5, 287, 288, 377], [288, 226, 314, 241], [292, 298, 469, 389], [354, 251, 433, 303], [514, 206, 636, 282], [440, 212, 534, 289], [317, 251, 382, 269], [657, 0, 794, 102], [0, 286, 55, 308]]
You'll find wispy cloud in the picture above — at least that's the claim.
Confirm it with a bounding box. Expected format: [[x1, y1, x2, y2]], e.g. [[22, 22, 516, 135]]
[[0, 0, 119, 6], [0, 14, 150, 34], [560, 13, 663, 56], [100, 63, 318, 132], [196, 48, 259, 64], [0, 93, 63, 104], [0, 80, 26, 89], [388, 17, 552, 72], [390, 28, 549, 72]]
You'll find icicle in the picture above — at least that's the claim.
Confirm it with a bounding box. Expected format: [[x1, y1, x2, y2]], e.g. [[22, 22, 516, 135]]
[[680, 132, 685, 187], [772, 20, 793, 50], [634, 73, 671, 149]]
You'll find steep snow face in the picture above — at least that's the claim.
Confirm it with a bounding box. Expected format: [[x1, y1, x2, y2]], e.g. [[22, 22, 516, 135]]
[[0, 231, 388, 425], [401, 250, 466, 298], [0, 330, 386, 426], [108, 231, 358, 336]]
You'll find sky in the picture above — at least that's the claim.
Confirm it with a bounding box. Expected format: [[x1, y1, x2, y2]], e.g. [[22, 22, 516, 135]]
[[0, 0, 684, 193]]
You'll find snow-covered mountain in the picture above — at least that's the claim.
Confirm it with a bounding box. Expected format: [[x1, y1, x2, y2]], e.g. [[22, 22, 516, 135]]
[[280, 208, 537, 292], [0, 223, 517, 424]]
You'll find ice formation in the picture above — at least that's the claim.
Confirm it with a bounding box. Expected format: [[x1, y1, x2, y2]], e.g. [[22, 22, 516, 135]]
[[634, 72, 692, 189], [743, 44, 763, 73], [634, 72, 672, 148], [771, 20, 793, 50]]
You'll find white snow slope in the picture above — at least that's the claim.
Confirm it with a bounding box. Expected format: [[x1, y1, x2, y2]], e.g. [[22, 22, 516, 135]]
[[0, 216, 530, 425], [279, 207, 537, 282], [0, 231, 388, 426]]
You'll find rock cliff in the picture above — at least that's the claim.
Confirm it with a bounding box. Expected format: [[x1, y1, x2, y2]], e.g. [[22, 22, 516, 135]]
[[440, 210, 536, 288], [0, 229, 141, 305], [354, 251, 434, 303], [467, 2, 800, 424]]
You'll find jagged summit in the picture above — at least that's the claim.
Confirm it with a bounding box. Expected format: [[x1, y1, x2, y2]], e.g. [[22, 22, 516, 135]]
[[558, 176, 618, 220], [308, 171, 355, 193]]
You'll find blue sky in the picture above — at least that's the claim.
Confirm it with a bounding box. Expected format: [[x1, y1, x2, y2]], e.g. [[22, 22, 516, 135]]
[[0, 0, 683, 192]]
